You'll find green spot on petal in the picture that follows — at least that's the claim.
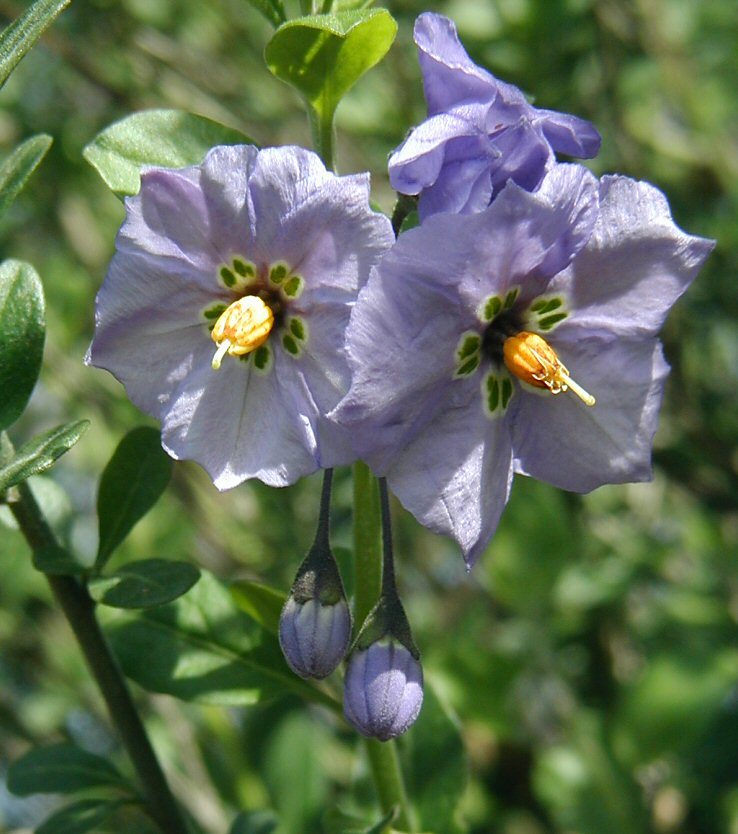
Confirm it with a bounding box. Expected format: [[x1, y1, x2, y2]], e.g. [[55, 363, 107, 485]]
[[283, 275, 303, 298], [501, 377, 513, 408], [269, 263, 289, 284], [238, 352, 251, 363], [289, 318, 306, 341], [203, 303, 227, 320], [503, 288, 519, 309], [457, 334, 480, 361], [487, 376, 500, 413], [220, 266, 236, 288], [456, 356, 480, 377], [254, 344, 271, 371], [282, 334, 300, 356], [481, 295, 502, 321], [233, 258, 256, 279], [539, 312, 568, 330]]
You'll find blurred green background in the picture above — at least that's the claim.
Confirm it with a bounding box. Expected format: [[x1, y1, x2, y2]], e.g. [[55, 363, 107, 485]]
[[1, 0, 736, 831]]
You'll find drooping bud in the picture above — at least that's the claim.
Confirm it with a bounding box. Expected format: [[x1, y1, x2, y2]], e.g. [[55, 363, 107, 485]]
[[343, 594, 424, 741], [503, 330, 595, 406], [211, 295, 274, 370], [279, 470, 351, 679]]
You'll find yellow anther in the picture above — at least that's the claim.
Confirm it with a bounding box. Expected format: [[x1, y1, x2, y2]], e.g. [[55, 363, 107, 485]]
[[503, 331, 596, 406], [211, 295, 274, 370]]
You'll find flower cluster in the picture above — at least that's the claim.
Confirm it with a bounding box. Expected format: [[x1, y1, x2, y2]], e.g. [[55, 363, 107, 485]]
[[88, 12, 714, 739]]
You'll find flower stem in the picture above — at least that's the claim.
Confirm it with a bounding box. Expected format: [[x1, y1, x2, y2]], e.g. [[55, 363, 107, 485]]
[[353, 465, 415, 831], [5, 467, 190, 834], [352, 461, 382, 630], [365, 737, 415, 831], [308, 105, 336, 172]]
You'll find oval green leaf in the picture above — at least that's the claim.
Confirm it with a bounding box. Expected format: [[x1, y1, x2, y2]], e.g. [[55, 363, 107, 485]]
[[0, 259, 45, 432], [0, 134, 53, 221], [0, 420, 89, 492], [230, 580, 286, 635], [96, 426, 172, 569], [89, 558, 200, 609], [33, 544, 87, 575], [102, 570, 338, 710], [265, 9, 397, 124], [83, 109, 255, 197], [36, 799, 130, 834], [8, 742, 128, 796], [0, 0, 70, 89]]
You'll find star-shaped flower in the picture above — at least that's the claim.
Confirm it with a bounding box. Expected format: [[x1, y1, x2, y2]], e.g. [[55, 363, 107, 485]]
[[389, 12, 601, 220], [334, 164, 714, 564], [87, 145, 394, 488]]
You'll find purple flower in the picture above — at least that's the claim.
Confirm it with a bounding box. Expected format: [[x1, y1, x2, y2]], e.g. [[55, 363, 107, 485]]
[[87, 145, 394, 488], [279, 597, 352, 679], [389, 12, 601, 220], [334, 164, 714, 564], [343, 639, 424, 741]]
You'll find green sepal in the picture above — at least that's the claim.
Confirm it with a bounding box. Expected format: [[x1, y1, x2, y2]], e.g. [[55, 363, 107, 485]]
[[0, 134, 52, 221], [265, 9, 397, 128], [83, 109, 255, 198], [0, 420, 89, 493], [289, 535, 347, 606], [353, 591, 419, 659], [0, 259, 45, 432], [0, 0, 70, 89]]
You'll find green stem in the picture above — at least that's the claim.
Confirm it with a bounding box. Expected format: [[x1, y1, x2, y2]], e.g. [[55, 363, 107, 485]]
[[352, 460, 381, 630], [308, 105, 335, 172], [366, 738, 415, 831], [6, 470, 190, 834]]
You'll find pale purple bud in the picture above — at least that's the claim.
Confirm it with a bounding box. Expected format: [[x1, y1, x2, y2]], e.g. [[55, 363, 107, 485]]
[[279, 596, 352, 679], [343, 638, 424, 741]]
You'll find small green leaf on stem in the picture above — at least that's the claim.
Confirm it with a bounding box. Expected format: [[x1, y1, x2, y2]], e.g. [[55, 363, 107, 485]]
[[265, 9, 397, 127], [0, 259, 45, 432], [83, 109, 255, 197], [33, 543, 87, 575], [96, 426, 172, 569], [89, 558, 200, 609], [0, 420, 89, 492], [0, 134, 53, 221], [36, 798, 133, 834], [8, 742, 129, 796], [0, 0, 70, 89]]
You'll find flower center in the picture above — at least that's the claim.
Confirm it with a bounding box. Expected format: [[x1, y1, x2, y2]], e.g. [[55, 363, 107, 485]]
[[503, 331, 595, 406], [211, 295, 274, 370]]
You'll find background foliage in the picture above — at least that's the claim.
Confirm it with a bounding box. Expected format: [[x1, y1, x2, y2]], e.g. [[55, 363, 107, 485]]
[[1, 0, 736, 832]]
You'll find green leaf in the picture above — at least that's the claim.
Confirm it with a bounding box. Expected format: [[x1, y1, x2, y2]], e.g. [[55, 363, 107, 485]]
[[402, 684, 468, 834], [243, 0, 286, 28], [231, 580, 285, 635], [36, 799, 130, 834], [0, 0, 70, 89], [230, 810, 279, 834], [0, 259, 45, 432], [265, 9, 397, 125], [83, 109, 255, 197], [33, 544, 87, 575], [103, 570, 339, 709], [8, 742, 128, 796], [0, 420, 89, 492], [96, 427, 172, 569], [0, 134, 52, 220], [89, 559, 200, 609]]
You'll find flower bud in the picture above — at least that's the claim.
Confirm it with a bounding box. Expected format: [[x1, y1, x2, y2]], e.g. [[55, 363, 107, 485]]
[[343, 638, 424, 741], [279, 595, 352, 679]]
